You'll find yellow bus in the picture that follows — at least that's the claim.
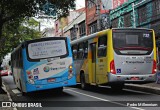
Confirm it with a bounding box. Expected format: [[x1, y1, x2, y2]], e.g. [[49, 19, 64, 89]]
[[71, 28, 157, 90]]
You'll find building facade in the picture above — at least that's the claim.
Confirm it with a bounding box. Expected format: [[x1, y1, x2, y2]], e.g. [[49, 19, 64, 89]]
[[42, 28, 55, 37], [110, 0, 160, 37], [112, 0, 128, 9], [63, 12, 86, 40], [54, 17, 68, 37], [85, 0, 112, 35], [54, 8, 85, 37]]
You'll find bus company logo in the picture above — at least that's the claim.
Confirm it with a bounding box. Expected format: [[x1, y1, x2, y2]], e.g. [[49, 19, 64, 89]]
[[43, 66, 50, 72]]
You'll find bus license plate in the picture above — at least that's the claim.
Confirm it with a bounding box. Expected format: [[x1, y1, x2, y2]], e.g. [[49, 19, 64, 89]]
[[47, 78, 55, 82], [130, 77, 139, 80]]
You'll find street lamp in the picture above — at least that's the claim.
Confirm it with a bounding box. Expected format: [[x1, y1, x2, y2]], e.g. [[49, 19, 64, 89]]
[[132, 0, 146, 28]]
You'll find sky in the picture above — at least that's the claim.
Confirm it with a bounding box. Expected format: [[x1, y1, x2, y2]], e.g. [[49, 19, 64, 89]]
[[76, 0, 85, 9], [39, 0, 85, 31]]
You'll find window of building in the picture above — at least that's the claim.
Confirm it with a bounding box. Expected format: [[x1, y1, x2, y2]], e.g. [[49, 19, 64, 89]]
[[152, 0, 160, 20], [87, 0, 96, 8], [98, 35, 107, 57], [79, 21, 86, 37], [70, 28, 77, 41], [112, 18, 118, 28], [56, 23, 58, 32], [89, 21, 97, 34], [124, 12, 131, 27], [138, 5, 147, 24]]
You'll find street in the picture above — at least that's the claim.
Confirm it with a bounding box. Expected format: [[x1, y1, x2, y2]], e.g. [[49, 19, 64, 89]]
[[1, 0, 160, 110], [1, 76, 160, 110]]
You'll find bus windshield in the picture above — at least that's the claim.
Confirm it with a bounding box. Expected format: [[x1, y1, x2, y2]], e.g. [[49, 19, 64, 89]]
[[113, 30, 153, 55], [28, 39, 68, 60]]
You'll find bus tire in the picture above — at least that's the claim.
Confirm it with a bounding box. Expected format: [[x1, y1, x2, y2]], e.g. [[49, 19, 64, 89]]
[[111, 83, 124, 91], [80, 73, 87, 90], [19, 80, 26, 96], [56, 87, 63, 92]]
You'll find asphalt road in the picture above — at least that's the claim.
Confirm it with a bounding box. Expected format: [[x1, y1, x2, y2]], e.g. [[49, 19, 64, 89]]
[[2, 76, 160, 110]]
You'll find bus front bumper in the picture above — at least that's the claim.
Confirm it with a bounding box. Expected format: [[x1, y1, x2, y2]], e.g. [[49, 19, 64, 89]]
[[107, 73, 156, 83]]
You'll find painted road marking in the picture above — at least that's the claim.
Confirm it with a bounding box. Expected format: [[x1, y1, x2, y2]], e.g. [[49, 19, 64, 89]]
[[2, 83, 17, 110], [66, 89, 145, 110], [12, 89, 21, 94]]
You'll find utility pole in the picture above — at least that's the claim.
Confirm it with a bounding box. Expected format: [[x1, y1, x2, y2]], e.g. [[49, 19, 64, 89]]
[[132, 0, 146, 28], [96, 0, 101, 31]]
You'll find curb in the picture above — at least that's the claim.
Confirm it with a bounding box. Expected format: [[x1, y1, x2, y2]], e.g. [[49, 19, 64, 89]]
[[124, 84, 160, 95]]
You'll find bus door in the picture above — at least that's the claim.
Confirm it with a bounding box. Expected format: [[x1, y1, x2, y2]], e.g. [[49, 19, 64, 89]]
[[90, 43, 97, 83]]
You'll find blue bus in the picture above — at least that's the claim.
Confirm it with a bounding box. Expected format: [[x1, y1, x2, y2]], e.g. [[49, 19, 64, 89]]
[[11, 37, 76, 94]]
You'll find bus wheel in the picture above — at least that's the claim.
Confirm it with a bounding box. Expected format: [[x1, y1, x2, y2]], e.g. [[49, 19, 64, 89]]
[[19, 80, 26, 96], [80, 73, 87, 90], [56, 87, 63, 92], [111, 83, 124, 91]]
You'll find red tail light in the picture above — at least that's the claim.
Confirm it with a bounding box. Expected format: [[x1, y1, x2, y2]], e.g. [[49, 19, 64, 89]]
[[110, 60, 116, 74], [69, 69, 72, 73], [152, 60, 157, 74], [28, 75, 33, 79]]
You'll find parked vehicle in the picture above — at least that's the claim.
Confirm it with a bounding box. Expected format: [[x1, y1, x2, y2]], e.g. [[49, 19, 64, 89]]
[[0, 66, 11, 76]]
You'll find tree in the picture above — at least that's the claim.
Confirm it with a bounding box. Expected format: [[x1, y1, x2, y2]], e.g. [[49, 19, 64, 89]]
[[0, 0, 76, 61], [0, 18, 41, 59], [0, 0, 76, 44], [40, 0, 76, 17]]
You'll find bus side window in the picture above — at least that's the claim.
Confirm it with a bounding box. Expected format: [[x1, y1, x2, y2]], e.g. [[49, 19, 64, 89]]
[[98, 35, 107, 57], [18, 50, 20, 68], [13, 53, 15, 67], [16, 50, 18, 68], [77, 43, 84, 59], [84, 41, 88, 58], [72, 44, 78, 60], [19, 49, 23, 68], [18, 50, 19, 68]]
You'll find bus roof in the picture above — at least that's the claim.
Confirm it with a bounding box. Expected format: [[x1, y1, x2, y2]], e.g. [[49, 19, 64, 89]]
[[71, 28, 153, 45]]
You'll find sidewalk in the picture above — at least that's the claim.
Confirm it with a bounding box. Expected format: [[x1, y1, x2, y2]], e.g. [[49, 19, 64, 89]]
[[125, 82, 160, 94], [0, 86, 13, 110], [124, 74, 160, 94]]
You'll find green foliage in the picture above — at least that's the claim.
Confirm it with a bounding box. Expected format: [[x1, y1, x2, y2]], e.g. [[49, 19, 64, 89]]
[[40, 0, 76, 18], [0, 0, 76, 61], [0, 18, 41, 59]]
